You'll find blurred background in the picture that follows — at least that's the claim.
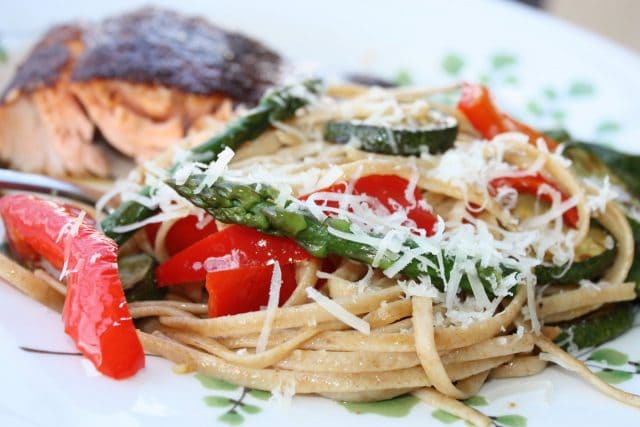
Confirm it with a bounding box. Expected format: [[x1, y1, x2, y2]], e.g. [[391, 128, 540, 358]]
[[522, 0, 639, 52]]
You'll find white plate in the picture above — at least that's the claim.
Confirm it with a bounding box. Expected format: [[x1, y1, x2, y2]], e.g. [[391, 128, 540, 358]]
[[1, 1, 639, 426]]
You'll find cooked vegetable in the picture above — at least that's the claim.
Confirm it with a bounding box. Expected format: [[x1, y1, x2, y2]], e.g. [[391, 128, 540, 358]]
[[156, 225, 311, 287], [571, 142, 640, 198], [101, 79, 322, 246], [323, 110, 457, 155], [457, 82, 558, 149], [0, 194, 144, 379], [542, 129, 572, 144], [118, 253, 165, 302], [167, 175, 507, 295], [535, 223, 616, 286], [145, 215, 218, 257], [206, 263, 298, 317], [490, 174, 579, 228], [302, 174, 437, 233], [563, 142, 640, 291], [554, 303, 635, 350]]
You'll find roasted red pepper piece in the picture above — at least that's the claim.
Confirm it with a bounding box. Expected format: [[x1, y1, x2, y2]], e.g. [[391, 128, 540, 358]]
[[206, 263, 297, 317], [145, 215, 218, 256], [458, 82, 558, 150], [490, 174, 579, 228], [303, 174, 438, 234], [156, 225, 311, 287], [0, 194, 144, 379]]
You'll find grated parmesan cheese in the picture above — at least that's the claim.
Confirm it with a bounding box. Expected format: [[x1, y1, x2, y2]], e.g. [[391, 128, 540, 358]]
[[256, 262, 282, 353], [305, 287, 370, 334], [58, 211, 87, 281]]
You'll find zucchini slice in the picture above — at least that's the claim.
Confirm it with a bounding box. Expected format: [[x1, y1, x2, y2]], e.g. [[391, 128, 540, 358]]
[[554, 303, 635, 350], [535, 222, 616, 286], [119, 253, 165, 302], [563, 142, 640, 292], [324, 109, 457, 155]]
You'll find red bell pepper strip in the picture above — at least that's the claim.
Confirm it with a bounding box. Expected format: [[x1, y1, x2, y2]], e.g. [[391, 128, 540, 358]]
[[206, 263, 297, 317], [457, 82, 558, 150], [156, 225, 311, 287], [0, 194, 144, 379], [490, 174, 579, 228], [303, 174, 438, 234], [145, 215, 218, 256]]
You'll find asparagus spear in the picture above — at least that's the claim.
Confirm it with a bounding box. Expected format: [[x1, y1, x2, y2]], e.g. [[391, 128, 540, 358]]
[[166, 174, 506, 295], [101, 80, 322, 246]]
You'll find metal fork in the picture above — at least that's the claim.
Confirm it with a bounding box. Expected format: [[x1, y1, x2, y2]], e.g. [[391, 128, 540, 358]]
[[0, 168, 100, 205]]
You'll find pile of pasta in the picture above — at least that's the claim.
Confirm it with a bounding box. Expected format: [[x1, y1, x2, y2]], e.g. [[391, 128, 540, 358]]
[[3, 84, 640, 426]]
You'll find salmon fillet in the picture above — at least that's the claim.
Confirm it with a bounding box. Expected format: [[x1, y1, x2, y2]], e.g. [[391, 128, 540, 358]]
[[0, 7, 282, 177]]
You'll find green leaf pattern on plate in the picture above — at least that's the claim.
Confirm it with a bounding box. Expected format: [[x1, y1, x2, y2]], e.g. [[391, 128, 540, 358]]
[[589, 348, 628, 366], [195, 374, 268, 425], [568, 81, 595, 97], [394, 69, 413, 86], [583, 347, 640, 385], [195, 373, 238, 391], [491, 53, 517, 70], [432, 409, 461, 424], [0, 36, 7, 64], [596, 370, 634, 384], [339, 395, 420, 417], [441, 53, 465, 76], [428, 395, 526, 426], [494, 414, 527, 427], [463, 395, 489, 407]]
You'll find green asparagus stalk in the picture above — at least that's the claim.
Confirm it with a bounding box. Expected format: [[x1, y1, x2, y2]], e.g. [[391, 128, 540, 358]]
[[101, 80, 322, 246], [167, 174, 506, 295]]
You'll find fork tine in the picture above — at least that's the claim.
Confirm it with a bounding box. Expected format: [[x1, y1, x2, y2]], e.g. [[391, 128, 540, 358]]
[[0, 169, 98, 205]]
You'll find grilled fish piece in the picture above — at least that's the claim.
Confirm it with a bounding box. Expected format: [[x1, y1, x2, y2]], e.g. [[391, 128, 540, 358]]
[[0, 7, 282, 177]]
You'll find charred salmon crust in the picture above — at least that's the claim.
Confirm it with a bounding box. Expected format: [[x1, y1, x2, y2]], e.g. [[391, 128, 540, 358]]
[[2, 7, 281, 105], [73, 7, 281, 104], [1, 25, 82, 102]]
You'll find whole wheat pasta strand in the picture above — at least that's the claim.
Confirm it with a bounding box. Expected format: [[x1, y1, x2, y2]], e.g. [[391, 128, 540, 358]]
[[319, 388, 416, 403], [221, 329, 416, 352], [128, 300, 208, 314], [275, 349, 420, 373], [140, 330, 509, 393], [129, 305, 199, 319], [413, 387, 491, 427], [374, 318, 413, 333], [364, 299, 412, 328], [542, 304, 602, 324], [283, 259, 321, 307], [535, 336, 640, 408], [413, 296, 466, 398], [0, 253, 64, 312], [162, 325, 328, 369], [490, 356, 547, 379], [538, 282, 635, 318], [597, 201, 635, 285], [159, 286, 402, 336], [325, 261, 367, 299], [218, 290, 526, 352], [153, 216, 180, 262], [435, 287, 527, 350], [440, 333, 534, 365], [139, 330, 433, 392], [455, 371, 491, 399], [33, 269, 67, 296]]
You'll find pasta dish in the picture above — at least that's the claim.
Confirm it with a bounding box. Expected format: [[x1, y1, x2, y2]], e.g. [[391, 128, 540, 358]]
[[1, 77, 639, 426]]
